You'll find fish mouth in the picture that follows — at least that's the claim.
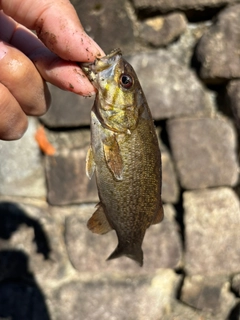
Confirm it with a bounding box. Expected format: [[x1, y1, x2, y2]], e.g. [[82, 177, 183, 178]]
[[80, 48, 122, 81]]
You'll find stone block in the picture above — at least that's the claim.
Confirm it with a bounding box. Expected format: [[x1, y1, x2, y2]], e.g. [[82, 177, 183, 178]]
[[161, 150, 179, 203], [184, 188, 240, 275], [180, 275, 236, 317], [226, 80, 240, 129], [167, 116, 239, 189], [40, 84, 94, 128], [71, 0, 135, 54], [128, 51, 213, 120], [0, 118, 46, 198], [52, 270, 182, 320], [232, 274, 240, 297], [195, 4, 240, 83], [139, 13, 187, 47], [132, 0, 238, 13], [45, 148, 98, 205]]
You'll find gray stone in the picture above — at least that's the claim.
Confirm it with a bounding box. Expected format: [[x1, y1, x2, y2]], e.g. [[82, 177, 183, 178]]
[[132, 0, 239, 13], [167, 116, 239, 189], [0, 118, 46, 198], [0, 198, 71, 286], [45, 147, 98, 205], [40, 84, 94, 128], [139, 13, 187, 47], [64, 204, 182, 273], [232, 274, 240, 297], [162, 301, 216, 320], [184, 187, 240, 276], [169, 22, 212, 66], [226, 80, 240, 129], [128, 50, 214, 120], [52, 270, 181, 320], [161, 149, 179, 203], [180, 275, 236, 317], [195, 4, 240, 83], [71, 0, 135, 54], [44, 127, 91, 152]]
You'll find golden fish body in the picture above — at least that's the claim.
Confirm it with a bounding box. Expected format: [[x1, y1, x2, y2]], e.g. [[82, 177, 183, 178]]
[[82, 49, 163, 266]]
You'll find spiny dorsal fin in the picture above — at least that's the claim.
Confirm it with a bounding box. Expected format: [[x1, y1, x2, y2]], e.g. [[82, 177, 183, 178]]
[[151, 204, 164, 225], [87, 203, 112, 235], [103, 135, 123, 181], [86, 146, 95, 179]]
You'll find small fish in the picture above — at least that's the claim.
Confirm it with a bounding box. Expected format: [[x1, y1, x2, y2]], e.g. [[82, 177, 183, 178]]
[[81, 49, 163, 266]]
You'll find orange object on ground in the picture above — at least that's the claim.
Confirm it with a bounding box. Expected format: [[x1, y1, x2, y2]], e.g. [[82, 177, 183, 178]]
[[35, 126, 56, 155]]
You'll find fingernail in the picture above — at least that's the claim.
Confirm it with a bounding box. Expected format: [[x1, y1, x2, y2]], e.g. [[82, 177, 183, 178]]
[[0, 42, 8, 60], [86, 91, 96, 97]]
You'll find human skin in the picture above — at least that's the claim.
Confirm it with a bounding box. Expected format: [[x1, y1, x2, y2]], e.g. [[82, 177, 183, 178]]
[[0, 0, 105, 140]]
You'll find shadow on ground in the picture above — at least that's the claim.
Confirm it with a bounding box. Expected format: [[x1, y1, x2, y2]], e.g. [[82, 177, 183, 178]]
[[0, 202, 50, 320]]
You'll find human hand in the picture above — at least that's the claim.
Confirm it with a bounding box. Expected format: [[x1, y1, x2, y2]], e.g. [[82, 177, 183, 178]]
[[0, 0, 104, 140]]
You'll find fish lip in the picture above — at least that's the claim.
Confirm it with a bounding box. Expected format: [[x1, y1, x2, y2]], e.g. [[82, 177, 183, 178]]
[[80, 48, 122, 78]]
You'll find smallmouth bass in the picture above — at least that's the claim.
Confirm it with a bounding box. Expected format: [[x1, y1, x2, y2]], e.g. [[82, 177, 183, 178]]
[[81, 49, 163, 266]]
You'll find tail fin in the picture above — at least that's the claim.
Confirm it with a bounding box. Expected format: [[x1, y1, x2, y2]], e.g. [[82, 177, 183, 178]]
[[107, 244, 143, 266]]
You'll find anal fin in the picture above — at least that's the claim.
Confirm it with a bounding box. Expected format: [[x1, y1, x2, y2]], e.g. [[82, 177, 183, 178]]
[[87, 203, 112, 235]]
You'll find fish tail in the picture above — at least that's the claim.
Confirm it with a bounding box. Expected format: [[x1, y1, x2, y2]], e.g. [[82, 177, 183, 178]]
[[107, 243, 143, 266]]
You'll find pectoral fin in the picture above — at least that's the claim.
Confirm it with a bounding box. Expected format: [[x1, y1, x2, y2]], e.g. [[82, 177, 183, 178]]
[[87, 203, 112, 235], [103, 135, 123, 181], [86, 146, 95, 179], [152, 205, 164, 225]]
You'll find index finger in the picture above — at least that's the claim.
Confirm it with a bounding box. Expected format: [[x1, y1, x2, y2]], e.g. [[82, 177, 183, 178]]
[[0, 0, 104, 62]]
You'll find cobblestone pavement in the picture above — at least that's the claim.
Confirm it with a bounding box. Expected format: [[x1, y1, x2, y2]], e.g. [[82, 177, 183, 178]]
[[0, 1, 240, 319]]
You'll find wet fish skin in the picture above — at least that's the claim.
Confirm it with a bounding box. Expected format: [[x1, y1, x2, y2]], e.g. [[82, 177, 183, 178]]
[[82, 49, 163, 266]]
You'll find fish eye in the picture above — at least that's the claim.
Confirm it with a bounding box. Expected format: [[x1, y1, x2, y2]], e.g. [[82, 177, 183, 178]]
[[119, 74, 133, 89]]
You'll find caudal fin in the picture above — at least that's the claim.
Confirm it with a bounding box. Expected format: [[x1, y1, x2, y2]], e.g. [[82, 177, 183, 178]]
[[107, 244, 143, 266]]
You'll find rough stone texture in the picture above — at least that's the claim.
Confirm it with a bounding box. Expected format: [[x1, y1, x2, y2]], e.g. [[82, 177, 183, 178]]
[[232, 274, 240, 297], [71, 0, 135, 54], [128, 50, 214, 120], [1, 2, 240, 320], [195, 4, 240, 83], [40, 84, 94, 128], [45, 128, 91, 152], [0, 198, 71, 287], [180, 275, 236, 317], [65, 204, 182, 273], [132, 0, 239, 13], [169, 22, 212, 66], [0, 118, 46, 198], [161, 149, 179, 203], [184, 188, 240, 276], [162, 301, 216, 320], [45, 148, 98, 205], [226, 80, 240, 129], [51, 270, 181, 320], [139, 13, 187, 47], [167, 116, 239, 189]]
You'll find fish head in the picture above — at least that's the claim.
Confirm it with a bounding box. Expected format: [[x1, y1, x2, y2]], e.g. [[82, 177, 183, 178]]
[[81, 49, 143, 133]]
